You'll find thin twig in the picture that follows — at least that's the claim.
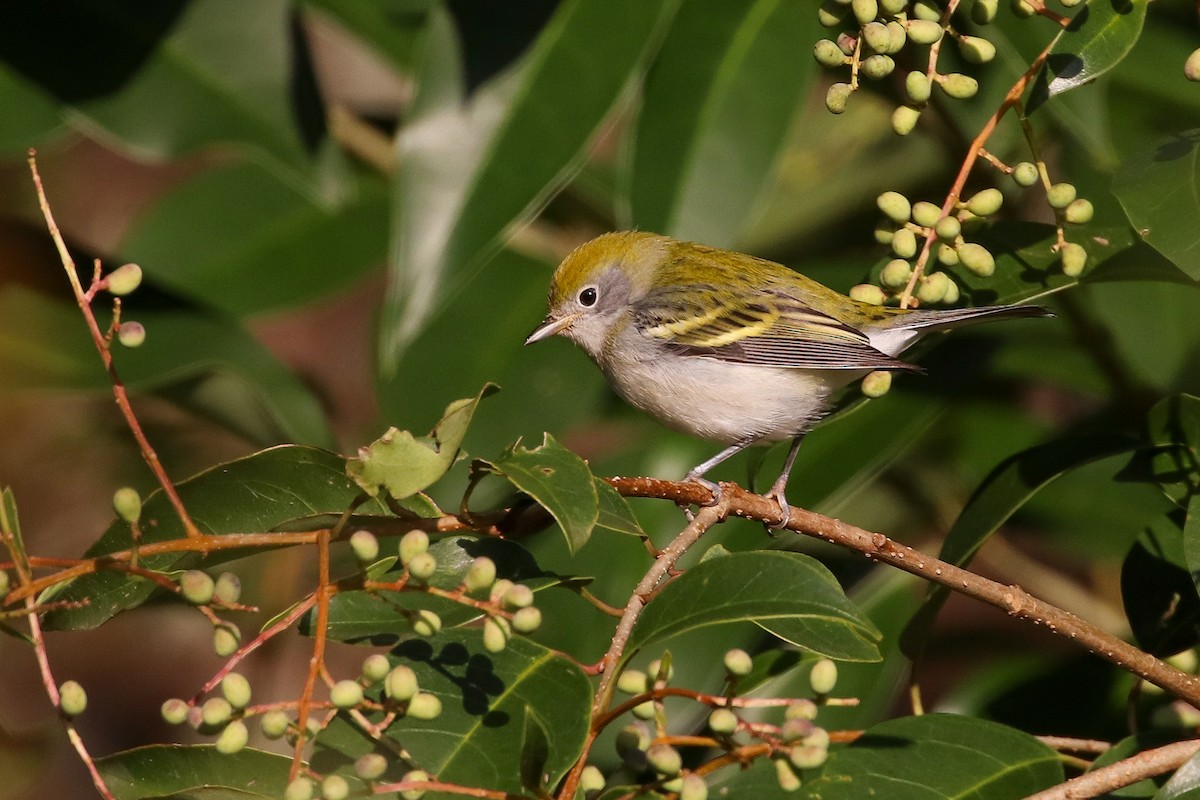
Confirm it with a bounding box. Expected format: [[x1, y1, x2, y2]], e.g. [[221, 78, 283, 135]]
[[292, 530, 333, 779], [1022, 739, 1200, 800]]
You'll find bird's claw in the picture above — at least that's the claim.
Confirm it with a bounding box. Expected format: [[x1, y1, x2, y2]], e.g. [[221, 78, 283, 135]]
[[684, 473, 723, 507], [764, 488, 791, 531]]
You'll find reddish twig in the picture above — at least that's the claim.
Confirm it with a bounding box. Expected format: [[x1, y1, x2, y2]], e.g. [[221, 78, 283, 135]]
[[1022, 739, 1200, 800]]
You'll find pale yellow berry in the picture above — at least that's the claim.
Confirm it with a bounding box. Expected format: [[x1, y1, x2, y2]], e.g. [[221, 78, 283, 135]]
[[880, 259, 912, 290], [826, 83, 852, 114], [1046, 182, 1077, 209], [957, 35, 996, 64], [861, 370, 892, 398], [1064, 198, 1094, 225], [957, 243, 995, 277], [917, 272, 950, 305], [905, 72, 931, 104], [891, 104, 921, 136], [967, 188, 1004, 217], [911, 201, 941, 228], [940, 73, 979, 100], [849, 284, 886, 305], [906, 19, 944, 45], [876, 191, 911, 223], [1060, 242, 1087, 277]]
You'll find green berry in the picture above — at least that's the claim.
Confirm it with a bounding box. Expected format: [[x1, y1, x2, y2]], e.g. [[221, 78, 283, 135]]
[[180, 570, 214, 605], [891, 227, 917, 258], [1060, 242, 1087, 277], [321, 775, 349, 800], [789, 743, 829, 770], [463, 556, 496, 593], [632, 700, 656, 719], [261, 709, 290, 739], [648, 658, 674, 682], [891, 104, 921, 136], [917, 272, 950, 305], [331, 679, 364, 709], [400, 770, 429, 800], [214, 622, 241, 657], [943, 278, 960, 305], [406, 551, 437, 581], [849, 284, 886, 306], [617, 669, 648, 695], [580, 765, 606, 793], [202, 696, 233, 727], [1012, 161, 1039, 188], [385, 665, 419, 701], [616, 723, 651, 766], [809, 659, 839, 695], [905, 72, 931, 104], [221, 673, 252, 709], [906, 19, 943, 45], [876, 191, 911, 223], [814, 39, 846, 68], [214, 572, 241, 605], [647, 743, 682, 777], [911, 201, 941, 228], [161, 698, 189, 725], [356, 753, 388, 781], [58, 680, 87, 717], [489, 578, 514, 604], [860, 55, 895, 81], [835, 33, 857, 57], [1011, 0, 1037, 17], [502, 584, 534, 609], [957, 243, 996, 277], [216, 719, 249, 754], [1064, 198, 1094, 225], [1060, 0, 1084, 7], [483, 616, 509, 652], [512, 606, 542, 633], [0, 570, 8, 596], [723, 649, 753, 677], [362, 654, 390, 684], [410, 609, 441, 637], [349, 530, 379, 562], [1187, 48, 1200, 82], [880, 258, 912, 290], [862, 370, 892, 398], [967, 188, 1004, 217], [885, 21, 907, 53], [106, 263, 143, 296], [940, 73, 979, 100], [398, 530, 429, 565], [972, 0, 999, 23], [117, 321, 146, 348], [958, 35, 996, 64], [851, 0, 878, 25], [934, 216, 961, 241], [285, 778, 315, 800], [774, 758, 802, 791], [787, 699, 819, 720], [912, 0, 943, 19], [880, 0, 907, 12], [407, 692, 442, 720], [803, 727, 832, 749], [825, 83, 852, 115], [781, 718, 815, 742], [873, 221, 895, 244], [1046, 182, 1077, 209], [112, 487, 141, 524], [708, 708, 739, 734], [680, 774, 708, 800], [817, 0, 845, 27]]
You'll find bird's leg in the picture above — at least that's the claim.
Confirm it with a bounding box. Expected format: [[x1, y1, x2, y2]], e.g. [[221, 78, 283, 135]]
[[764, 436, 803, 530], [684, 440, 756, 506]]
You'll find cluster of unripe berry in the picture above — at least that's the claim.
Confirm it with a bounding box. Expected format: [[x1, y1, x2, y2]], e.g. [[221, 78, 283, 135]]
[[103, 262, 147, 348], [579, 651, 842, 797]]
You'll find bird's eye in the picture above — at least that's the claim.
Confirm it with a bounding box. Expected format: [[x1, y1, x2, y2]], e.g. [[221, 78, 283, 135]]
[[578, 286, 598, 307]]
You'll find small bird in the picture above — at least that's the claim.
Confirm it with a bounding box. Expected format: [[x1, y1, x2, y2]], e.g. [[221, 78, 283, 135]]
[[525, 231, 1049, 526]]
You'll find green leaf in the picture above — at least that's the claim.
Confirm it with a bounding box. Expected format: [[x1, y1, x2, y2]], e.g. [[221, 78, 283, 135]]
[[41, 446, 388, 631], [1114, 131, 1200, 280], [1187, 493, 1200, 602], [1145, 395, 1200, 507], [595, 479, 644, 537], [1123, 510, 1200, 655], [1158, 752, 1200, 799], [0, 1, 326, 183], [478, 434, 599, 553], [627, 0, 815, 246], [379, 0, 677, 370], [0, 489, 25, 562], [0, 62, 62, 155], [627, 551, 881, 662], [97, 745, 291, 799], [300, 0, 431, 74], [1040, 0, 1149, 99], [0, 285, 333, 447], [311, 631, 591, 796], [119, 162, 389, 316], [347, 385, 496, 499], [519, 706, 552, 794], [806, 714, 1062, 798]]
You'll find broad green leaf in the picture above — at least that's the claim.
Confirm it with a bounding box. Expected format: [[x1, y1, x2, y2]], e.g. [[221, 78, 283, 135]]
[[519, 707, 552, 794], [41, 446, 388, 631], [379, 0, 677, 370], [478, 434, 599, 553], [119, 162, 389, 316], [97, 745, 291, 799], [903, 433, 1139, 659], [0, 62, 62, 154], [347, 385, 496, 500], [1158, 752, 1200, 800], [311, 631, 591, 796], [805, 714, 1062, 798], [627, 551, 881, 662], [1145, 395, 1200, 508], [1040, 0, 1149, 99], [627, 0, 815, 246], [595, 478, 644, 537], [1114, 131, 1200, 280], [1086, 732, 1179, 798], [300, 0, 431, 74], [0, 1, 326, 184], [1123, 510, 1200, 655], [0, 285, 333, 447], [1188, 493, 1200, 601]]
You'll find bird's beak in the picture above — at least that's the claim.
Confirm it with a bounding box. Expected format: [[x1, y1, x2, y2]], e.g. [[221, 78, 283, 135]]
[[525, 313, 578, 345]]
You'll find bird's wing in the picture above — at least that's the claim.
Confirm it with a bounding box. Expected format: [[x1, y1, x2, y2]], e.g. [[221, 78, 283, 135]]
[[633, 285, 916, 371]]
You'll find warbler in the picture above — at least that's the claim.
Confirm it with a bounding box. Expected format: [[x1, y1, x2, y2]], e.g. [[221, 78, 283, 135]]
[[525, 231, 1049, 525]]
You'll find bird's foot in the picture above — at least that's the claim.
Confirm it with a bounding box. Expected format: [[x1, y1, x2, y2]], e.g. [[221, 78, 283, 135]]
[[683, 472, 723, 508], [763, 484, 792, 531]]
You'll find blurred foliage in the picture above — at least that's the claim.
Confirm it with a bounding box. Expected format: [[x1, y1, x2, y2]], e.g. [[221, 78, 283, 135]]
[[2, 0, 1200, 798]]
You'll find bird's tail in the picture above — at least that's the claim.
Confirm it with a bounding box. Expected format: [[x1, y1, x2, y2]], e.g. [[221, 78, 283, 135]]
[[888, 303, 1052, 333]]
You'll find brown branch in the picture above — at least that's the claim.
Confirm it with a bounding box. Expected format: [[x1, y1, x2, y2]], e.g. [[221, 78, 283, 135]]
[[1022, 739, 1200, 800], [292, 530, 333, 779], [607, 478, 1200, 706]]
